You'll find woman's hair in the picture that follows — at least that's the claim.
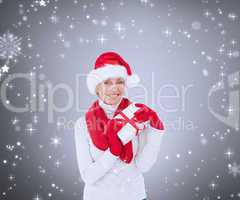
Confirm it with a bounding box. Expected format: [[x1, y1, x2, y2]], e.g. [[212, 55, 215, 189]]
[[95, 83, 100, 97]]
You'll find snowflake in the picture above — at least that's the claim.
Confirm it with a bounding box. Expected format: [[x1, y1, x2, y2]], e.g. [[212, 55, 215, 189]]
[[49, 15, 59, 24], [162, 28, 172, 37], [224, 148, 234, 159], [50, 136, 61, 147], [54, 159, 61, 168], [39, 0, 46, 6], [25, 123, 37, 135], [208, 180, 218, 190], [97, 34, 108, 45], [228, 162, 240, 177], [34, 0, 50, 7], [32, 193, 42, 200], [140, 0, 149, 4], [101, 20, 107, 27], [202, 69, 209, 77], [228, 13, 238, 21], [114, 22, 126, 34], [0, 31, 22, 60]]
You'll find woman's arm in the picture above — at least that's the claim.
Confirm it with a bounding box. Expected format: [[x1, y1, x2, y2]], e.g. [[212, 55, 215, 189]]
[[74, 117, 118, 185], [134, 126, 164, 173]]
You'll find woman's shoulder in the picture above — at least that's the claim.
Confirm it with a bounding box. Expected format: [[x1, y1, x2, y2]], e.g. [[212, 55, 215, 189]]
[[75, 116, 86, 128], [74, 116, 88, 138]]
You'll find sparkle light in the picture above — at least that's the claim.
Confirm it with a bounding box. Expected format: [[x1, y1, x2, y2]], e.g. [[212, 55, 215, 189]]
[[50, 136, 61, 147], [227, 106, 234, 114], [228, 13, 238, 21], [39, 0, 47, 7], [54, 160, 61, 168], [97, 34, 107, 45], [209, 180, 218, 190], [204, 10, 211, 17], [11, 116, 19, 125], [25, 124, 37, 135], [228, 162, 240, 177], [50, 15, 59, 24], [1, 64, 9, 73], [162, 28, 172, 37], [140, 0, 149, 4], [114, 22, 125, 33], [32, 193, 42, 200], [224, 148, 234, 159]]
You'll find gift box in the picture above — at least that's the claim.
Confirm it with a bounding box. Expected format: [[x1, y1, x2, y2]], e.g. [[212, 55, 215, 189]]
[[114, 103, 148, 145]]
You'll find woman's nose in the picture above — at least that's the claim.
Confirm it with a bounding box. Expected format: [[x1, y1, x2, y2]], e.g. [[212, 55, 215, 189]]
[[111, 84, 120, 91]]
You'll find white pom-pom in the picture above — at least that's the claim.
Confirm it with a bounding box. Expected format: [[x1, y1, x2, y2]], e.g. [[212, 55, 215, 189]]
[[126, 74, 140, 88]]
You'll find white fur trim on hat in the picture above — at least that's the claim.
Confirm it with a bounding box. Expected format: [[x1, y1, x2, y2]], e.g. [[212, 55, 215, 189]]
[[86, 64, 140, 95], [87, 64, 127, 95], [126, 73, 140, 88]]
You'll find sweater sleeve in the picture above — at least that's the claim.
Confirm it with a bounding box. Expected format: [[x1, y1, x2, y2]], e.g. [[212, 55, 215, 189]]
[[74, 117, 118, 185], [134, 126, 164, 173]]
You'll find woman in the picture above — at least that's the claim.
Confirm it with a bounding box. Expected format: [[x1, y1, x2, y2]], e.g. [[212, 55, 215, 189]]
[[74, 52, 165, 200]]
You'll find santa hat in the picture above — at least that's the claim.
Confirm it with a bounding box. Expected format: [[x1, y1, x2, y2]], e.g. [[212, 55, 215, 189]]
[[86, 52, 140, 95]]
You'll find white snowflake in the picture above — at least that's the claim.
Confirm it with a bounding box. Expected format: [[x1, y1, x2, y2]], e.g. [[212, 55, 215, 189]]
[[32, 193, 42, 200], [228, 13, 238, 21], [6, 144, 15, 151], [34, 0, 49, 7], [97, 34, 108, 45], [208, 180, 218, 190], [1, 64, 9, 73], [114, 22, 126, 34], [0, 31, 22, 60], [140, 0, 149, 5], [50, 136, 61, 147], [50, 15, 59, 24], [202, 69, 209, 77], [101, 20, 107, 27], [38, 0, 47, 7], [224, 148, 234, 159], [25, 123, 37, 135], [228, 162, 240, 178], [54, 159, 61, 168], [38, 165, 46, 174], [162, 27, 172, 37]]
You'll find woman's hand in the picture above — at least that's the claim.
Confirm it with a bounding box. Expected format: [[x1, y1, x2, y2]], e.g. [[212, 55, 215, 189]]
[[133, 104, 151, 123], [133, 103, 164, 130]]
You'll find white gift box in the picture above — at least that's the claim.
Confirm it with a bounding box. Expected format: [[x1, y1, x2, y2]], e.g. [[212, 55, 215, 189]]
[[115, 103, 148, 145]]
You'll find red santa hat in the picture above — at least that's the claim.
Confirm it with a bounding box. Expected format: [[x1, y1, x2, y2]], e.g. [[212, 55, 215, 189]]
[[86, 51, 140, 95]]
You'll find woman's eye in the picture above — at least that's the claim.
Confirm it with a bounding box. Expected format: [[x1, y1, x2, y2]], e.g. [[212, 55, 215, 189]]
[[117, 80, 125, 84], [104, 80, 111, 85]]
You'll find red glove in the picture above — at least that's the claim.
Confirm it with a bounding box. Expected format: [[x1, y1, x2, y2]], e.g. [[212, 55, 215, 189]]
[[105, 118, 125, 156], [133, 103, 164, 130]]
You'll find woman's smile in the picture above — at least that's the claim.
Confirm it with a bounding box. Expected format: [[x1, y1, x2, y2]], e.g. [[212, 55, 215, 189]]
[[109, 93, 120, 98]]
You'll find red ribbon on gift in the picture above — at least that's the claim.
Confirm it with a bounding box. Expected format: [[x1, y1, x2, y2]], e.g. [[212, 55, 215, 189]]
[[119, 111, 146, 135]]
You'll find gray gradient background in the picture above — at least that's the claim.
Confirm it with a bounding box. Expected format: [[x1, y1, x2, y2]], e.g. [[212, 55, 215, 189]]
[[0, 0, 240, 199]]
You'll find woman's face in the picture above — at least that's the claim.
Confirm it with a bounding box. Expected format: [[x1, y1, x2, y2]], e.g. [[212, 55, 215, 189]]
[[96, 77, 126, 105]]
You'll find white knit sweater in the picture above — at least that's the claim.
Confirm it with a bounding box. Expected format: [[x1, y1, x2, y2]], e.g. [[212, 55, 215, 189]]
[[74, 99, 164, 200]]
